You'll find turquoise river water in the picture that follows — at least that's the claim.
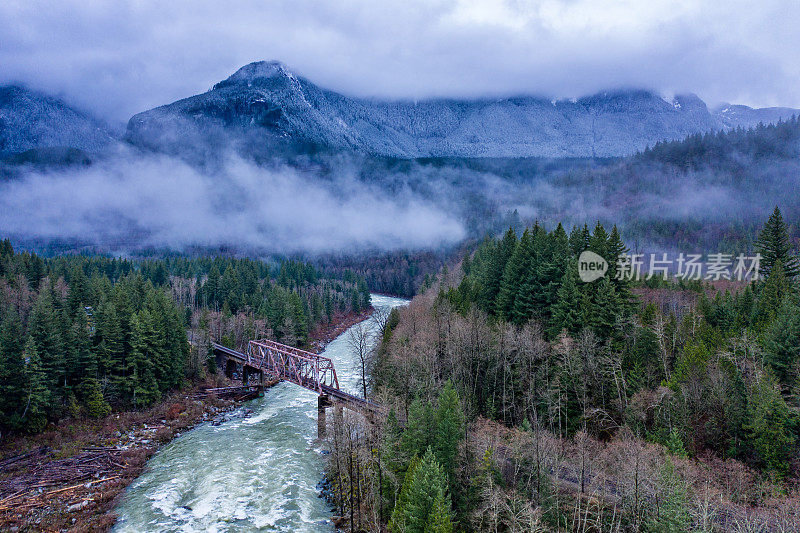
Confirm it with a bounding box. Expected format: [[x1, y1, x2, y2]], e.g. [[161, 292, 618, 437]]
[[113, 294, 408, 532]]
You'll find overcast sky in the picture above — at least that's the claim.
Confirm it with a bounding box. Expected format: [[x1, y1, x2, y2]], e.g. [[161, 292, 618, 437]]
[[2, 0, 799, 123]]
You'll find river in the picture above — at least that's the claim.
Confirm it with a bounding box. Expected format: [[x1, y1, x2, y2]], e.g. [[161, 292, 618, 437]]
[[113, 294, 408, 533]]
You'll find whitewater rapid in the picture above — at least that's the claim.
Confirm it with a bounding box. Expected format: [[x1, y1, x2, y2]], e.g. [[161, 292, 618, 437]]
[[113, 294, 408, 533]]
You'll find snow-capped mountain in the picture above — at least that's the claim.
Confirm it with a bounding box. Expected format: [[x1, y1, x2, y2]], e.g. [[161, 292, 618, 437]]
[[126, 61, 798, 159], [0, 85, 116, 155], [714, 103, 798, 130]]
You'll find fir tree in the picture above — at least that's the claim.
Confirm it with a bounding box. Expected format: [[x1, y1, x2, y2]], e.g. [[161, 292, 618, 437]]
[[756, 207, 799, 278], [402, 398, 436, 460], [590, 278, 619, 340], [434, 381, 464, 484], [388, 456, 421, 533], [0, 309, 26, 429], [755, 260, 790, 324], [645, 457, 692, 532], [589, 222, 609, 261], [495, 229, 530, 320], [391, 448, 450, 533], [425, 492, 454, 533], [21, 337, 49, 432], [479, 228, 516, 314], [549, 262, 582, 338], [27, 289, 64, 398], [744, 370, 795, 477]]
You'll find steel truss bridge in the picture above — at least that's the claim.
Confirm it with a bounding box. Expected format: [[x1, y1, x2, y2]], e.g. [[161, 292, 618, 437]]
[[211, 339, 382, 436]]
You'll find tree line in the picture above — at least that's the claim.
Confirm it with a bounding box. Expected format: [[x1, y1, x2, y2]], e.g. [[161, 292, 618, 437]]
[[0, 244, 370, 435], [330, 207, 800, 531]]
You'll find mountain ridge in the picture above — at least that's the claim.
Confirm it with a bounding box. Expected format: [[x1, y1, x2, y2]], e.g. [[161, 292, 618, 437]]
[[2, 62, 797, 160], [126, 60, 799, 159], [0, 85, 116, 156]]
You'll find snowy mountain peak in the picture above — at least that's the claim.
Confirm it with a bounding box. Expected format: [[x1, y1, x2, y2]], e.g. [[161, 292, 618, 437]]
[[1, 84, 116, 155], [215, 60, 295, 88], [126, 61, 800, 159]]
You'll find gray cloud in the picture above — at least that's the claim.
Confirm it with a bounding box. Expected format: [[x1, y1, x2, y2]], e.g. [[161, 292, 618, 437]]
[[0, 149, 465, 252], [1, 0, 798, 123]]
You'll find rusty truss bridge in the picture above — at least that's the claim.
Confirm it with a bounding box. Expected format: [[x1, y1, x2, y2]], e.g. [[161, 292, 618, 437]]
[[211, 339, 382, 436]]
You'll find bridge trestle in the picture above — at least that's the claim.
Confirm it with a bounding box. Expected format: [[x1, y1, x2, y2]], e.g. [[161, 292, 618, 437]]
[[210, 340, 383, 440]]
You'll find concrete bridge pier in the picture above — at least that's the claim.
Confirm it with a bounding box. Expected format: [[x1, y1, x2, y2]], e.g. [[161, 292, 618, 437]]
[[317, 394, 333, 439]]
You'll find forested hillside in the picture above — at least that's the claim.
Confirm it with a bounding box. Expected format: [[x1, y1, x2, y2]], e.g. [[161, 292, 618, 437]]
[[0, 243, 369, 436], [326, 209, 800, 532]]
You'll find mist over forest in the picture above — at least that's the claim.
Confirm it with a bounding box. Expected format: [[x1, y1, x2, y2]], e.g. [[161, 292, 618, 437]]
[[2, 117, 799, 261]]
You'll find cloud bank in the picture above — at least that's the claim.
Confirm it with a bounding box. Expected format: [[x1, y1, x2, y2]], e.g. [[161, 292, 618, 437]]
[[0, 150, 465, 253], [1, 0, 799, 122]]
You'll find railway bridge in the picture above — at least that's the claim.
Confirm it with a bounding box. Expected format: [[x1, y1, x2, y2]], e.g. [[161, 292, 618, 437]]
[[210, 339, 382, 437]]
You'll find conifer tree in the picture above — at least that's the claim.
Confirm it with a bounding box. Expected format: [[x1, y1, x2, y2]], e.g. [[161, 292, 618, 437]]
[[755, 260, 790, 324], [0, 309, 26, 429], [568, 225, 585, 255], [434, 381, 464, 484], [495, 229, 531, 320], [590, 278, 619, 340], [402, 398, 435, 460], [390, 448, 451, 533], [646, 457, 692, 532], [97, 301, 125, 391], [744, 370, 794, 476], [756, 207, 799, 278], [425, 492, 454, 533], [549, 262, 582, 338], [388, 456, 421, 533], [66, 265, 90, 316], [124, 313, 151, 406], [589, 222, 609, 260], [479, 228, 516, 314], [27, 289, 64, 398], [21, 337, 48, 432], [763, 300, 800, 388]]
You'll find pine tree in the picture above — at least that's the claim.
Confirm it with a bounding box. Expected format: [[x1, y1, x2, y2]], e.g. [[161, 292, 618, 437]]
[[495, 229, 531, 320], [81, 378, 111, 418], [425, 492, 454, 533], [129, 312, 160, 407], [66, 265, 90, 316], [645, 457, 692, 532], [756, 207, 799, 278], [763, 300, 800, 387], [606, 225, 633, 308], [390, 448, 451, 533], [434, 381, 464, 484], [549, 262, 582, 338], [21, 337, 49, 433], [568, 225, 585, 255], [388, 456, 421, 533], [589, 222, 609, 261], [97, 301, 126, 395], [0, 309, 26, 430], [755, 260, 790, 324], [204, 265, 222, 309], [590, 278, 619, 340], [27, 289, 64, 400], [402, 398, 435, 460], [744, 370, 795, 477], [479, 228, 517, 314]]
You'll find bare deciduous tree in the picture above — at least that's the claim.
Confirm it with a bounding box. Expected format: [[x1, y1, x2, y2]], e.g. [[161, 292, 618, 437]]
[[348, 321, 374, 399]]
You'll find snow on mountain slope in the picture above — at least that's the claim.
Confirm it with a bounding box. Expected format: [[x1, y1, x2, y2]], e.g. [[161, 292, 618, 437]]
[[0, 85, 116, 155], [124, 61, 800, 158]]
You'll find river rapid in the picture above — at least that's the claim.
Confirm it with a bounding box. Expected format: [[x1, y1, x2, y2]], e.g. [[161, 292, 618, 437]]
[[113, 294, 408, 533]]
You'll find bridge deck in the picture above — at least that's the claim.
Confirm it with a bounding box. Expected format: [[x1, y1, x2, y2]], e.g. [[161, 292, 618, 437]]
[[210, 341, 382, 415]]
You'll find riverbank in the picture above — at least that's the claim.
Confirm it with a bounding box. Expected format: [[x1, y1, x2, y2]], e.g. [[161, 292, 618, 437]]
[[308, 307, 374, 352], [0, 383, 246, 532], [0, 308, 374, 532]]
